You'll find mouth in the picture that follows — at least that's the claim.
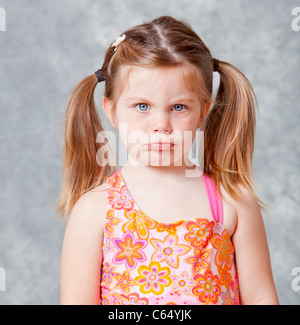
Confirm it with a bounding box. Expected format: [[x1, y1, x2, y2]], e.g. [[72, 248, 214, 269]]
[[147, 142, 175, 150]]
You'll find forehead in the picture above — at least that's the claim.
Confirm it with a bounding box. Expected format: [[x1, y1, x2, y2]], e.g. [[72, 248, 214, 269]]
[[116, 64, 205, 102]]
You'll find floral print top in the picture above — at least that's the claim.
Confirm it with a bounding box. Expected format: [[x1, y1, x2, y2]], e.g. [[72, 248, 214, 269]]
[[100, 168, 240, 305]]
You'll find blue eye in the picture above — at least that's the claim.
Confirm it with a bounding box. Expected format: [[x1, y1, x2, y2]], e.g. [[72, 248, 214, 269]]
[[136, 103, 149, 111], [173, 104, 186, 111]]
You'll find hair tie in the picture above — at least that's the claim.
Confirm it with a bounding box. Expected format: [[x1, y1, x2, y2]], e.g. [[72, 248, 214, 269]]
[[95, 69, 105, 83], [213, 58, 219, 72]]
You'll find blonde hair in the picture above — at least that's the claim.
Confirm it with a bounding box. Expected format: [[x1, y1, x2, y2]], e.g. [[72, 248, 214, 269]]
[[56, 16, 268, 220]]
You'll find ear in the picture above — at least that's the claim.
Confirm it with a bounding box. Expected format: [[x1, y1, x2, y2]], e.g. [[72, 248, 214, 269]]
[[102, 96, 118, 129], [197, 100, 212, 128]]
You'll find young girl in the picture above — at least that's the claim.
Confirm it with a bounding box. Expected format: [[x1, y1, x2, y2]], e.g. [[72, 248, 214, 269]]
[[58, 16, 279, 305]]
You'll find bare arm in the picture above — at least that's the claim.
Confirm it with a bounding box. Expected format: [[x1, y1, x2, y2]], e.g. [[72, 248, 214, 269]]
[[231, 188, 279, 305], [60, 186, 107, 305]]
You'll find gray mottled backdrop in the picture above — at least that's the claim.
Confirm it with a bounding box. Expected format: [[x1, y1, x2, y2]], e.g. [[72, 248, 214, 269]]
[[0, 0, 299, 305]]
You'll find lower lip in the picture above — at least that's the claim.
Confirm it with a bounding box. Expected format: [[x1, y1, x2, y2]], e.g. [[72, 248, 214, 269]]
[[148, 143, 175, 150]]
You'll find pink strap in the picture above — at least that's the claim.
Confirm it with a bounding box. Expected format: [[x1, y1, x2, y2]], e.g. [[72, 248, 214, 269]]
[[202, 173, 223, 224]]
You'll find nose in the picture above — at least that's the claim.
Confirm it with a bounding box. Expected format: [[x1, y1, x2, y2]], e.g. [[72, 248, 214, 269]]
[[152, 111, 173, 134]]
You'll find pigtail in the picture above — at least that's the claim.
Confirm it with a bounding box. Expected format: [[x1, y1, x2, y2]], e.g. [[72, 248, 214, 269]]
[[56, 73, 116, 221], [204, 61, 268, 213]]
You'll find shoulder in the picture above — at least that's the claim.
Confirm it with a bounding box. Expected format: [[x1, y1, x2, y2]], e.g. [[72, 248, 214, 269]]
[[64, 182, 107, 239], [71, 181, 107, 222], [220, 184, 261, 236], [73, 182, 107, 215], [221, 184, 259, 217]]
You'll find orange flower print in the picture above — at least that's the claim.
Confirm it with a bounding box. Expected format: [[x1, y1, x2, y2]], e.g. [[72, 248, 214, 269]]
[[218, 267, 232, 289], [184, 219, 215, 249], [105, 209, 121, 235], [102, 235, 113, 254], [112, 232, 146, 269], [118, 293, 149, 305], [229, 274, 240, 305], [114, 270, 136, 293], [170, 271, 196, 295], [192, 270, 221, 305], [106, 171, 122, 188], [122, 209, 156, 240], [101, 288, 122, 305], [184, 248, 212, 274], [150, 234, 191, 268], [136, 261, 171, 295], [101, 262, 115, 284], [220, 289, 234, 305], [156, 221, 184, 235], [101, 296, 109, 305], [108, 185, 134, 211], [211, 229, 234, 269]]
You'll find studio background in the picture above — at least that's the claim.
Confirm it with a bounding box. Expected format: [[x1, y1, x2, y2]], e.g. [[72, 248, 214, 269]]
[[0, 0, 299, 305]]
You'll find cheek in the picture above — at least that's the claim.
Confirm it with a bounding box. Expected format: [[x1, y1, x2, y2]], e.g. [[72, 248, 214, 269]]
[[182, 131, 195, 154], [175, 119, 198, 147], [174, 113, 199, 129], [118, 122, 148, 151]]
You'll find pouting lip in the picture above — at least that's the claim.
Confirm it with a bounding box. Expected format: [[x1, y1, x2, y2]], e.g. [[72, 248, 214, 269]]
[[148, 142, 174, 145], [146, 140, 175, 145], [147, 142, 175, 147], [147, 142, 175, 150]]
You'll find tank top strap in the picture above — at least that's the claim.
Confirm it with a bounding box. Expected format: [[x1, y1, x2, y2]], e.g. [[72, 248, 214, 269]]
[[201, 172, 224, 224]]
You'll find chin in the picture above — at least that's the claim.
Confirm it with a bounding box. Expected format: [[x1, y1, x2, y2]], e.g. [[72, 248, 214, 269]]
[[130, 151, 188, 167]]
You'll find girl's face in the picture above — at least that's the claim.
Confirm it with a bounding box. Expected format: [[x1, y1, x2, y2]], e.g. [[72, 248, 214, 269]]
[[103, 65, 211, 168]]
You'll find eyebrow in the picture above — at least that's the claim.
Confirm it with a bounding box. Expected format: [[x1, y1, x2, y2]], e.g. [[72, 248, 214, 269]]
[[125, 97, 153, 103], [125, 97, 197, 104]]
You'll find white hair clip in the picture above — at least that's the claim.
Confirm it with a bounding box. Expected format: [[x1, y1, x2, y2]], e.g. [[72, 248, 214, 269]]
[[111, 34, 126, 51]]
